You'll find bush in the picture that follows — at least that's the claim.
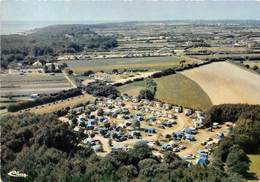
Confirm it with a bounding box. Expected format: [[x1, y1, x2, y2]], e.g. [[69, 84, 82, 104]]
[[138, 79, 157, 100], [82, 70, 94, 76], [252, 65, 259, 70], [139, 89, 154, 100]]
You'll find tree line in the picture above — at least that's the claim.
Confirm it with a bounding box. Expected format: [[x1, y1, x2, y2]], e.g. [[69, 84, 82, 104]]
[[7, 88, 82, 112]]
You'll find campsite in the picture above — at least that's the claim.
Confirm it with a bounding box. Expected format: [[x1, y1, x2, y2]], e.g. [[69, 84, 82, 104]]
[[1, 19, 260, 181]]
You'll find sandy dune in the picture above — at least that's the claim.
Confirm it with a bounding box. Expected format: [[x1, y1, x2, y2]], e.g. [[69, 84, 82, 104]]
[[182, 62, 260, 105]]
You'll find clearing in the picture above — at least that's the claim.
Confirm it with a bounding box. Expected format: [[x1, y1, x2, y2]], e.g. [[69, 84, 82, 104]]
[[182, 62, 260, 105]]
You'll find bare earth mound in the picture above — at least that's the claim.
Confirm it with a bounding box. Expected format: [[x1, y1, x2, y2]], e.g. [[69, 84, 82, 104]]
[[182, 62, 260, 105]]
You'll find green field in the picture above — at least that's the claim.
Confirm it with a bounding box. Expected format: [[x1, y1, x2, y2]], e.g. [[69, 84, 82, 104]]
[[118, 81, 146, 97], [154, 74, 212, 111], [248, 154, 260, 181], [118, 73, 212, 111], [61, 56, 182, 73]]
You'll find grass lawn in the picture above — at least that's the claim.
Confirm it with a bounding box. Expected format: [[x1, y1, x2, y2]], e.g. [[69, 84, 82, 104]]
[[118, 81, 146, 97], [154, 74, 212, 111], [248, 154, 260, 181]]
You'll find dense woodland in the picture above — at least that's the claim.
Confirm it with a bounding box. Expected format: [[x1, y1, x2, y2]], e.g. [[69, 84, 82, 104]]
[[1, 104, 259, 181], [1, 24, 118, 68]]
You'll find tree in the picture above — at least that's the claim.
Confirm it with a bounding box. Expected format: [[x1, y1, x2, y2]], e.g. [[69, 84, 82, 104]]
[[139, 89, 154, 100], [226, 145, 250, 176], [252, 65, 259, 70], [112, 69, 118, 74], [130, 143, 152, 161], [244, 64, 250, 69], [67, 69, 73, 75], [82, 70, 94, 76]]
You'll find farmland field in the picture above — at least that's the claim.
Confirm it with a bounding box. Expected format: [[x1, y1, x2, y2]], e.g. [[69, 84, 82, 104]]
[[182, 62, 260, 105], [154, 74, 212, 111], [0, 73, 73, 97], [61, 56, 182, 73]]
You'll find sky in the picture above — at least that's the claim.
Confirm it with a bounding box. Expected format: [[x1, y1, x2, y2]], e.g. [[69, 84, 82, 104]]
[[1, 0, 260, 22]]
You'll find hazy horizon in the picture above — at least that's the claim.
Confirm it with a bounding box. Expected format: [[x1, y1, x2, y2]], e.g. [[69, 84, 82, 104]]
[[1, 0, 260, 22]]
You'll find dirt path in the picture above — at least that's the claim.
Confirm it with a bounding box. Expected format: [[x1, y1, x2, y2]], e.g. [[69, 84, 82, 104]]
[[63, 70, 77, 88], [182, 62, 260, 105]]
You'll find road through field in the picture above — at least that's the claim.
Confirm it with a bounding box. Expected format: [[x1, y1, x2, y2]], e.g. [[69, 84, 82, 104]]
[[182, 62, 260, 105]]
